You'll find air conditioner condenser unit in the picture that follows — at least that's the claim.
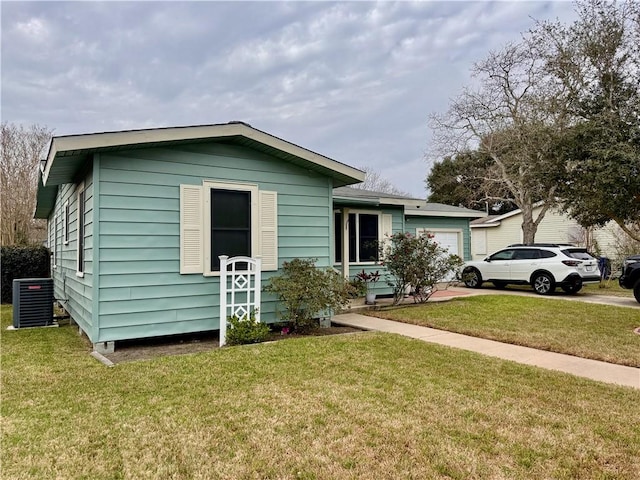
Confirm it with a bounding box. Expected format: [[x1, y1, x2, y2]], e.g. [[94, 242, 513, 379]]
[[12, 278, 54, 328]]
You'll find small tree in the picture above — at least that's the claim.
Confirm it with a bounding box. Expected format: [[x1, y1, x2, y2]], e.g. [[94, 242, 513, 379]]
[[380, 232, 463, 305], [264, 258, 354, 332]]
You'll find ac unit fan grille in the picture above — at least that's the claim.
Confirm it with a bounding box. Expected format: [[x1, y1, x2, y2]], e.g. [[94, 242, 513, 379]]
[[12, 278, 54, 328]]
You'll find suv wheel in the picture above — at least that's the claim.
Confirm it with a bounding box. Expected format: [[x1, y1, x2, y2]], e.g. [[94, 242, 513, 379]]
[[634, 280, 640, 304], [463, 268, 483, 289], [561, 284, 582, 294], [532, 272, 555, 295], [561, 278, 583, 295]]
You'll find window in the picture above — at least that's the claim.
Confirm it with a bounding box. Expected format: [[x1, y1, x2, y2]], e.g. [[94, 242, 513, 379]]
[[489, 249, 514, 261], [179, 182, 278, 275], [63, 200, 70, 244], [358, 214, 379, 262], [76, 185, 85, 276], [210, 189, 251, 271], [334, 211, 381, 263], [512, 249, 540, 260], [562, 248, 594, 260], [52, 214, 58, 268]]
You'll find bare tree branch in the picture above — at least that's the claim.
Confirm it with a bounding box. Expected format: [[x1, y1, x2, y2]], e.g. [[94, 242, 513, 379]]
[[1, 122, 52, 245]]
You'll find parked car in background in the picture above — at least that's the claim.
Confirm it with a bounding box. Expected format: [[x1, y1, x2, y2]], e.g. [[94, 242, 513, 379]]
[[461, 244, 601, 295], [618, 254, 640, 303]]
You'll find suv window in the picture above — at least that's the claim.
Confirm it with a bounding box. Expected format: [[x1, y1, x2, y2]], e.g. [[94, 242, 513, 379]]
[[489, 250, 514, 261], [561, 248, 595, 260], [539, 250, 557, 259], [512, 249, 540, 260]]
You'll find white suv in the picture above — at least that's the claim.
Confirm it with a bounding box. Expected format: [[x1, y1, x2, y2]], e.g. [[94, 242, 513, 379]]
[[461, 244, 601, 295]]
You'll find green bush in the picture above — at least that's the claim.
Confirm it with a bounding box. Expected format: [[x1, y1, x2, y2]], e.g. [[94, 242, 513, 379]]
[[379, 232, 464, 305], [264, 258, 354, 332], [225, 312, 270, 346], [1, 245, 51, 303], [348, 277, 367, 298]]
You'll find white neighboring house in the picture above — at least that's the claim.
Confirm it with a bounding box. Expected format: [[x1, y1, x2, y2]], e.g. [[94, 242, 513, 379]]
[[470, 204, 621, 260]]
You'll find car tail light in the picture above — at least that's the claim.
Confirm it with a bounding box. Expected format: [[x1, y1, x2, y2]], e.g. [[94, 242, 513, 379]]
[[562, 260, 582, 267]]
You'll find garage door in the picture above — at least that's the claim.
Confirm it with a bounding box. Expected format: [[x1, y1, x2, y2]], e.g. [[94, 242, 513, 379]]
[[430, 231, 461, 282], [432, 231, 460, 256]]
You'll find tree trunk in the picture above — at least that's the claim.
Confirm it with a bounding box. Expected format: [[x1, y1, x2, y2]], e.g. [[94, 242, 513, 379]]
[[520, 205, 538, 244]]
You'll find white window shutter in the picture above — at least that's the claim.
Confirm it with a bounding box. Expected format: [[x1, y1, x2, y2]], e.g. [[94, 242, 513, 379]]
[[180, 184, 204, 274], [259, 190, 278, 271]]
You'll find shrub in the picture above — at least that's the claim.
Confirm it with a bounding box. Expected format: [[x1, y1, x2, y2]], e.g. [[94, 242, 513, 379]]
[[1, 245, 51, 303], [225, 312, 270, 346], [379, 232, 464, 305], [355, 269, 381, 293], [264, 258, 354, 332], [348, 277, 367, 298]]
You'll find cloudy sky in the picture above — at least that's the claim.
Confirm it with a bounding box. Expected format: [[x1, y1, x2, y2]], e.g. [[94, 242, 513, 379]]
[[1, 1, 577, 197]]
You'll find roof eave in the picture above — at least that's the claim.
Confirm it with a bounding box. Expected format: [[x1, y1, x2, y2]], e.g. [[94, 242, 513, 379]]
[[34, 174, 58, 219], [42, 123, 365, 187], [406, 210, 488, 218]]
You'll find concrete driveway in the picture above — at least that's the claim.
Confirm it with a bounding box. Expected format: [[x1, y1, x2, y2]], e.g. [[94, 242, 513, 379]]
[[437, 285, 639, 309]]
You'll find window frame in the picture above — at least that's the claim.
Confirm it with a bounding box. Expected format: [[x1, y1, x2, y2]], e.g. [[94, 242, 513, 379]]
[[203, 180, 258, 276], [334, 209, 381, 265], [63, 200, 70, 245], [52, 213, 58, 269], [76, 183, 85, 277]]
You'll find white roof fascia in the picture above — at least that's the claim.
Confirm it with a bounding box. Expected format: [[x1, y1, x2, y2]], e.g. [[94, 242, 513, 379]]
[[406, 210, 487, 218], [489, 201, 545, 223], [43, 123, 365, 186], [470, 222, 501, 228]]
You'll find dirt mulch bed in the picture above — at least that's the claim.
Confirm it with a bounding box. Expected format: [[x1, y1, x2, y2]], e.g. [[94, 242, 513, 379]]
[[101, 325, 363, 365]]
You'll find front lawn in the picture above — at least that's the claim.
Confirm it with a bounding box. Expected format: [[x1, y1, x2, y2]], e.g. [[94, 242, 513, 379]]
[[2, 305, 639, 479], [370, 295, 640, 367]]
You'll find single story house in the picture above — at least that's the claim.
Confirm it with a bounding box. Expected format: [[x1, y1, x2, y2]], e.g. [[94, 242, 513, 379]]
[[35, 122, 484, 352], [470, 204, 621, 260], [332, 186, 484, 291]]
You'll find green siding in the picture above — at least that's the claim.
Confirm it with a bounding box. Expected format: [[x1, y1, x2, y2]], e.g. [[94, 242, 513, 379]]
[[95, 142, 333, 342], [49, 167, 94, 339]]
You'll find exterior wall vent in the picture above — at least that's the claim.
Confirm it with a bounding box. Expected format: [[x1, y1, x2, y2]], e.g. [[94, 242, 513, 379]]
[[12, 278, 54, 328]]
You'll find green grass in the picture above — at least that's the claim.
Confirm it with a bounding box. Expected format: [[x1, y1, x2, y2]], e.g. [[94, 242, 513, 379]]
[[2, 305, 640, 479], [370, 295, 640, 367], [581, 281, 634, 297]]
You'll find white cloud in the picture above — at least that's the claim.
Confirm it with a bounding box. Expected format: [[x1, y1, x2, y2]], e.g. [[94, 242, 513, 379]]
[[1, 1, 578, 197]]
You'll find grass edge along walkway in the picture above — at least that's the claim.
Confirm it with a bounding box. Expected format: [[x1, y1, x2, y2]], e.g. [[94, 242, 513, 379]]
[[333, 312, 640, 389]]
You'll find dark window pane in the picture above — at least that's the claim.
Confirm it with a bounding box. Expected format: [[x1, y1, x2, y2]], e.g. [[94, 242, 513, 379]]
[[562, 248, 593, 260], [77, 190, 85, 272], [512, 249, 539, 260], [490, 249, 514, 261], [348, 213, 356, 263], [211, 190, 250, 228], [359, 214, 378, 261], [334, 212, 342, 263], [211, 189, 251, 270]]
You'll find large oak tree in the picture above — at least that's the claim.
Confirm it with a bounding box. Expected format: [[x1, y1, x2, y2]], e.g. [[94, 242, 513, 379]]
[[430, 40, 568, 243], [534, 0, 640, 241]]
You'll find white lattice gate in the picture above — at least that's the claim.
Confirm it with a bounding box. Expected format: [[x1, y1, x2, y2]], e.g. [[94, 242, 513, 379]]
[[219, 255, 261, 347]]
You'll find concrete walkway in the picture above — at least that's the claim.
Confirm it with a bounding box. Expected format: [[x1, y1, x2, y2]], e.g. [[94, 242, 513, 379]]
[[333, 312, 640, 390]]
